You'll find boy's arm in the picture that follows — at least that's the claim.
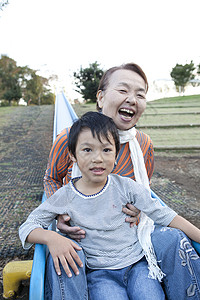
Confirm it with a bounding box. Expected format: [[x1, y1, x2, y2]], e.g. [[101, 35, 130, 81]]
[[169, 215, 200, 243], [27, 228, 83, 277]]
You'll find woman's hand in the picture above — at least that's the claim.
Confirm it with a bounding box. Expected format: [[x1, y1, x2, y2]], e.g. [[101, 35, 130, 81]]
[[122, 203, 141, 227], [47, 231, 84, 277], [57, 214, 86, 242]]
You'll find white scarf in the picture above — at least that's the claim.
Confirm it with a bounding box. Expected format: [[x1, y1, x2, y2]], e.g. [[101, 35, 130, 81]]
[[72, 127, 165, 281], [118, 127, 165, 281]]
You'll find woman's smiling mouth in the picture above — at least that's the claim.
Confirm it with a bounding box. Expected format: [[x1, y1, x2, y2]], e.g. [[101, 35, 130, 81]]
[[119, 108, 135, 120]]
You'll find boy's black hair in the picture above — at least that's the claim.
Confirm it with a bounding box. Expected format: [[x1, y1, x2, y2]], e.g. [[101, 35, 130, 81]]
[[68, 112, 120, 158]]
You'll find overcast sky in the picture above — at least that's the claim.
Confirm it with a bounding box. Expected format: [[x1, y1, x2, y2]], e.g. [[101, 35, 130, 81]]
[[0, 0, 200, 99]]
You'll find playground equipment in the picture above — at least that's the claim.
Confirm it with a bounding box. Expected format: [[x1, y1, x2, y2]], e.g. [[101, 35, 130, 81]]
[[3, 260, 32, 299], [3, 91, 200, 299]]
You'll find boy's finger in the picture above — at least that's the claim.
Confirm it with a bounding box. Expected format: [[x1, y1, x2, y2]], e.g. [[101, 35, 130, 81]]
[[71, 250, 83, 268], [59, 256, 72, 278], [53, 257, 61, 276], [65, 254, 80, 276], [71, 241, 82, 251]]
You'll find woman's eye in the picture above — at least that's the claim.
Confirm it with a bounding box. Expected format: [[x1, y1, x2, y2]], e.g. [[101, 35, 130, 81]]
[[137, 93, 146, 100], [119, 89, 127, 93]]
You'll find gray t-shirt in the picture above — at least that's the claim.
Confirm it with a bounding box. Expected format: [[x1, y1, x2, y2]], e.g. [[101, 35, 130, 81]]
[[19, 174, 177, 269]]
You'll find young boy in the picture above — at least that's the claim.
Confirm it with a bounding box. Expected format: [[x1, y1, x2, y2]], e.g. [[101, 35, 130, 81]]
[[19, 112, 200, 300]]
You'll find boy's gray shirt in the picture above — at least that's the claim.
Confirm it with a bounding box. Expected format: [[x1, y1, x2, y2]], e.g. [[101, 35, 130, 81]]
[[19, 174, 177, 270]]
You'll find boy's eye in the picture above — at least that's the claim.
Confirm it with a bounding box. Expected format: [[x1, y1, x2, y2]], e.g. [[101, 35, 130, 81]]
[[83, 148, 91, 152], [103, 148, 112, 152]]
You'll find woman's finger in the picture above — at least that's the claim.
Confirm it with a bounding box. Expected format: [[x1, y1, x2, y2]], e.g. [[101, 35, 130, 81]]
[[125, 215, 140, 226], [122, 206, 140, 217], [126, 203, 140, 214], [67, 232, 86, 242], [122, 203, 140, 217], [57, 223, 86, 240]]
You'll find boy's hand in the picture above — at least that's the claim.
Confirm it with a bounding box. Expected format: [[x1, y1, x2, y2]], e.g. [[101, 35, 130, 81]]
[[47, 232, 83, 277], [122, 203, 141, 227], [57, 214, 86, 242]]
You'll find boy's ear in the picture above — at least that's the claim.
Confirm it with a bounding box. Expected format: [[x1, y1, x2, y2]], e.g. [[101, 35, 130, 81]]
[[69, 152, 77, 162], [96, 90, 104, 109]]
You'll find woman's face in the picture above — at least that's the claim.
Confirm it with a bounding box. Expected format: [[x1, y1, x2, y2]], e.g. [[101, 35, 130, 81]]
[[97, 69, 147, 130]]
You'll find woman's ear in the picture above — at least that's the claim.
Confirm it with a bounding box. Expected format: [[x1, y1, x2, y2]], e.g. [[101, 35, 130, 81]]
[[96, 90, 104, 109], [69, 152, 77, 162]]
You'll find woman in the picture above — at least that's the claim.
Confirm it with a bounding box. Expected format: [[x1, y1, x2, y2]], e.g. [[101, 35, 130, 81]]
[[44, 63, 200, 299]]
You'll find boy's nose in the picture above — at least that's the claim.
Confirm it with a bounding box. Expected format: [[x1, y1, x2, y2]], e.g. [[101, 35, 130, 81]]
[[92, 152, 103, 162]]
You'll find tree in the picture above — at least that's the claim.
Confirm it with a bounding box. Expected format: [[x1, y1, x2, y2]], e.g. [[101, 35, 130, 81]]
[[197, 63, 200, 75], [0, 55, 55, 106], [23, 71, 44, 105], [0, 0, 9, 11], [0, 55, 22, 105], [23, 70, 54, 105], [73, 62, 104, 102], [170, 61, 195, 93], [41, 92, 55, 105]]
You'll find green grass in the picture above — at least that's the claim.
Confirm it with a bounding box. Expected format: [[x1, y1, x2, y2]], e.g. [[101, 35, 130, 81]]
[[0, 106, 17, 127], [72, 103, 96, 117], [144, 106, 200, 114], [138, 114, 200, 126], [148, 94, 200, 105], [140, 95, 200, 149], [142, 127, 200, 147]]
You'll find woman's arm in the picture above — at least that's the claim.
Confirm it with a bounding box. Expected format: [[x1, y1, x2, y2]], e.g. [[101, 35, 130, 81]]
[[27, 228, 83, 277], [169, 215, 200, 243], [44, 128, 71, 198]]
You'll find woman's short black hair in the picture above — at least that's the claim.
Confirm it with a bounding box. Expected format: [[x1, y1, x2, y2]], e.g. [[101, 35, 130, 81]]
[[68, 112, 120, 158]]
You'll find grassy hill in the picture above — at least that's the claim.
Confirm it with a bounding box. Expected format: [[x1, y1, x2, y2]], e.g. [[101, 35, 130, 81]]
[[72, 94, 200, 150], [137, 95, 200, 149]]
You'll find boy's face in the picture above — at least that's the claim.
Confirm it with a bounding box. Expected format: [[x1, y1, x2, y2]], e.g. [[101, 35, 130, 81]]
[[70, 128, 116, 188]]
